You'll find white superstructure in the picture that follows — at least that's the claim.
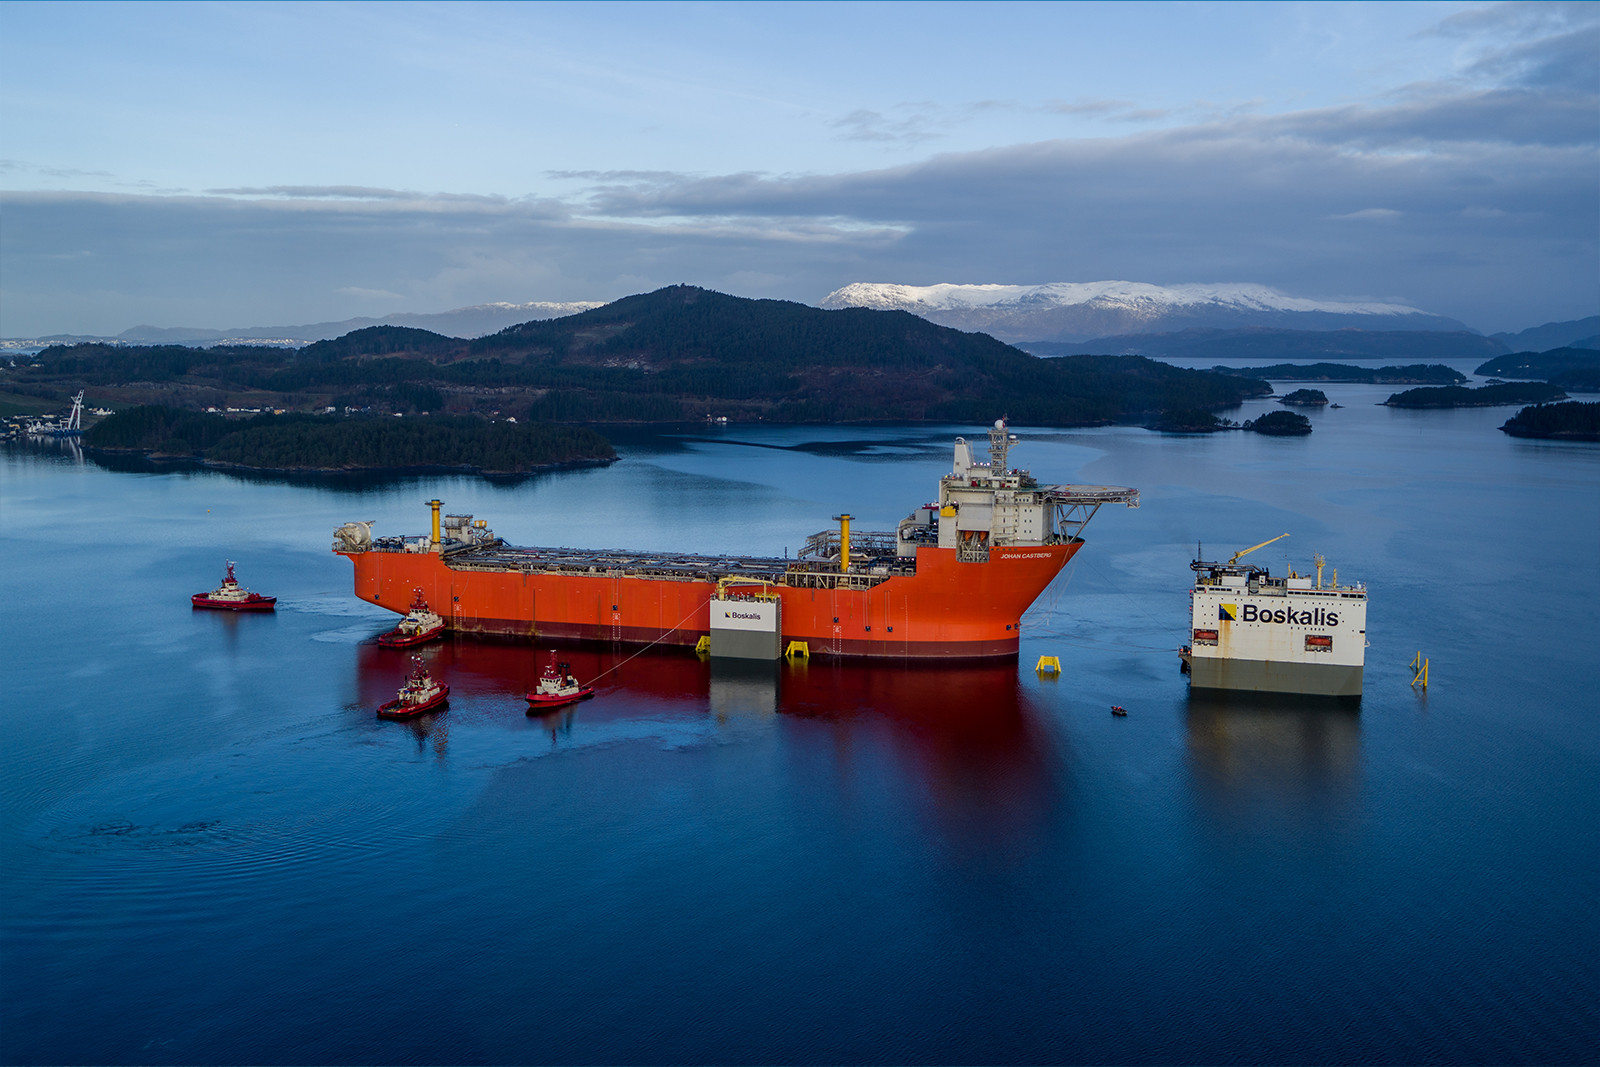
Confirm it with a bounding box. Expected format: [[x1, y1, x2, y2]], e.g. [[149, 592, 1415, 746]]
[[894, 419, 1139, 563], [1183, 538, 1367, 696]]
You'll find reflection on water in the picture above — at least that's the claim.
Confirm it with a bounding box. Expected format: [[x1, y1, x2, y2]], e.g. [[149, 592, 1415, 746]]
[[783, 658, 1046, 774], [352, 638, 1058, 852], [1184, 688, 1362, 833], [390, 706, 450, 759], [709, 658, 779, 721], [531, 706, 579, 747], [3, 436, 84, 465], [354, 637, 714, 711]]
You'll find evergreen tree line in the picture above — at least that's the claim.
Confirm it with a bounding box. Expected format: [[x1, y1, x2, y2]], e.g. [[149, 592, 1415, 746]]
[[34, 343, 296, 385], [86, 407, 615, 473], [1383, 383, 1565, 408], [1499, 401, 1600, 440]]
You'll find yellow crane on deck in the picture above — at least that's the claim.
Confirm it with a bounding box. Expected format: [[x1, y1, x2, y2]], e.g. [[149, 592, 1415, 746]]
[[1229, 532, 1290, 565]]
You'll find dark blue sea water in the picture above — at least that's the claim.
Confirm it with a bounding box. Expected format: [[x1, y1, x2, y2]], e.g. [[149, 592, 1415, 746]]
[[3, 377, 1597, 1065]]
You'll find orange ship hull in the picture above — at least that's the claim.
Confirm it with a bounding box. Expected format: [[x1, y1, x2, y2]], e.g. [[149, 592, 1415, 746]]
[[341, 541, 1080, 659]]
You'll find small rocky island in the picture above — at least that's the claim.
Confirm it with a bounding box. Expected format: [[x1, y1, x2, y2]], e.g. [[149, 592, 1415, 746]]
[[1383, 382, 1566, 408], [1278, 388, 1329, 407], [1499, 401, 1600, 442], [1145, 409, 1239, 433], [1146, 408, 1312, 435], [1243, 410, 1312, 435]]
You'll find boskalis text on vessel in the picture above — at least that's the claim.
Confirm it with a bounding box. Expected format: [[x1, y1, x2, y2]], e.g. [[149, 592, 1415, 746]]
[[1181, 534, 1369, 696], [332, 421, 1138, 659]]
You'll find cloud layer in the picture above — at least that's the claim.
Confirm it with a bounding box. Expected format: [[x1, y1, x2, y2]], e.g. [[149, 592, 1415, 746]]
[[2, 2, 1594, 336]]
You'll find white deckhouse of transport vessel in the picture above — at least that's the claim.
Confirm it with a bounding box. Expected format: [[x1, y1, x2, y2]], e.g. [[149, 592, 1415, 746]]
[[1182, 534, 1368, 697]]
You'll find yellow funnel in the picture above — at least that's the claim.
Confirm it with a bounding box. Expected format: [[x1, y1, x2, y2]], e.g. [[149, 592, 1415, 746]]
[[427, 499, 443, 547], [833, 513, 853, 572]]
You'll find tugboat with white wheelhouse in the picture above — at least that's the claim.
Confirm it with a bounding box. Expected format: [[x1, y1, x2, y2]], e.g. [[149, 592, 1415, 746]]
[[191, 561, 276, 611], [525, 652, 595, 712], [377, 588, 445, 647], [377, 657, 449, 719]]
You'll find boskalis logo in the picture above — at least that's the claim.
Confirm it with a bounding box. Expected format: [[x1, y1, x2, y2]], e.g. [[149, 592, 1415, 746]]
[[1225, 601, 1340, 627], [723, 610, 763, 621]]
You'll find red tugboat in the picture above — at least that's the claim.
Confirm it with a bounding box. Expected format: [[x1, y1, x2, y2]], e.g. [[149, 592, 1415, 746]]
[[192, 560, 276, 611], [377, 588, 445, 647], [525, 652, 595, 712], [377, 657, 449, 719]]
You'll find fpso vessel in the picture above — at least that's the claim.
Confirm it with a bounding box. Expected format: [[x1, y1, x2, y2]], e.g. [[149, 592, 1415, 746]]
[[333, 422, 1138, 659]]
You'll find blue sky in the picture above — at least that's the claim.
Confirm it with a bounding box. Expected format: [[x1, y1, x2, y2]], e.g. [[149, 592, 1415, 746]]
[[2, 1, 1596, 336]]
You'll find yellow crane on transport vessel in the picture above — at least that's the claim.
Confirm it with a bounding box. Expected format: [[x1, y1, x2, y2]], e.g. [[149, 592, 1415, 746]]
[[1229, 532, 1290, 565]]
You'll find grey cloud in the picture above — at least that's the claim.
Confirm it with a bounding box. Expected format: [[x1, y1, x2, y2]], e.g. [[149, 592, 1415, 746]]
[[545, 170, 688, 182], [1329, 209, 1403, 221], [1046, 98, 1135, 117], [1045, 98, 1176, 124], [1425, 2, 1599, 94], [205, 185, 421, 199], [1247, 87, 1597, 147], [554, 91, 1595, 330], [199, 186, 559, 211], [1465, 23, 1600, 90], [3, 140, 1592, 338], [576, 108, 1591, 227], [1429, 1, 1597, 41], [1, 159, 118, 181], [1106, 108, 1172, 124], [6, 22, 1595, 339], [831, 106, 945, 144]]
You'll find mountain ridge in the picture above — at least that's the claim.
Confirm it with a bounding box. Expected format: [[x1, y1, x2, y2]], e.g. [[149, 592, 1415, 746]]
[[1017, 326, 1509, 362], [820, 280, 1473, 343], [31, 285, 1272, 426], [1489, 316, 1600, 353], [17, 301, 604, 347]]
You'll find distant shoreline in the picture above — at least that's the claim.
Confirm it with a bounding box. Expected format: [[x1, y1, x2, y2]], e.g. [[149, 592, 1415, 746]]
[[76, 444, 619, 478]]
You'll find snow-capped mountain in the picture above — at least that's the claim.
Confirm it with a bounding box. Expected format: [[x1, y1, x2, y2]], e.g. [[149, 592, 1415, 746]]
[[819, 282, 1470, 343]]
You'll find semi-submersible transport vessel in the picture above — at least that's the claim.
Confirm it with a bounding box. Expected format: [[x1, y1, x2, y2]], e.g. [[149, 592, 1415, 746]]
[[334, 421, 1139, 659], [1182, 534, 1369, 696]]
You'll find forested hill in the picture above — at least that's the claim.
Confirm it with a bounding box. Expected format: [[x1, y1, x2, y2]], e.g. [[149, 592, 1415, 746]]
[[25, 286, 1271, 425], [1474, 347, 1600, 393], [464, 286, 1271, 423], [470, 285, 1006, 366], [299, 325, 460, 361]]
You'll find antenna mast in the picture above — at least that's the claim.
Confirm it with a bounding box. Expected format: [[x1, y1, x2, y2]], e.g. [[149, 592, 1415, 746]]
[[987, 418, 1017, 471]]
